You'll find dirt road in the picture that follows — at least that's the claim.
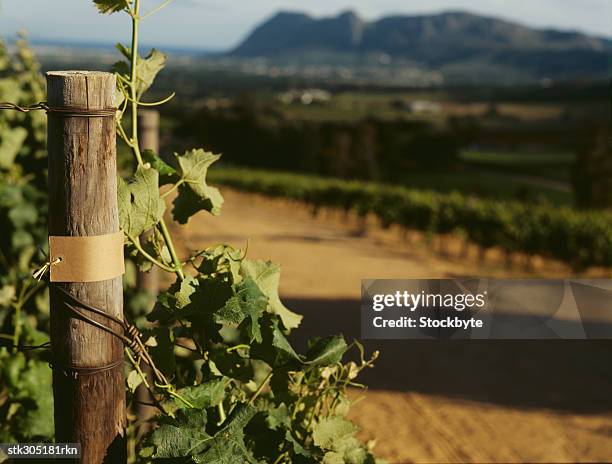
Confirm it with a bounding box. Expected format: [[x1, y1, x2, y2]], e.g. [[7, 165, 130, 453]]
[[176, 189, 612, 463]]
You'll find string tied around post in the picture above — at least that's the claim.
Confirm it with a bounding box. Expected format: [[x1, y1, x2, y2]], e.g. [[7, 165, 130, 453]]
[[32, 256, 62, 281]]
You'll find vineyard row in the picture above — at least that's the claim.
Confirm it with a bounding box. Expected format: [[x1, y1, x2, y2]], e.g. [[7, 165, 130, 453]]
[[211, 168, 612, 269]]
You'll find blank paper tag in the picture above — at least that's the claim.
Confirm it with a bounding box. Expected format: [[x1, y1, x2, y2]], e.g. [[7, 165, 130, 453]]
[[49, 230, 125, 282]]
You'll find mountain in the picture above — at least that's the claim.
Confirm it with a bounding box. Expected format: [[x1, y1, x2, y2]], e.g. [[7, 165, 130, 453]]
[[229, 10, 612, 83]]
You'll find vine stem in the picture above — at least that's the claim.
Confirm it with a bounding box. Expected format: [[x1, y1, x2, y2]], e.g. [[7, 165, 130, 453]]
[[226, 344, 250, 353], [160, 178, 184, 198], [127, 233, 175, 273], [158, 219, 185, 280], [129, 0, 143, 166], [272, 451, 289, 464], [125, 347, 170, 416], [125, 0, 185, 281], [141, 0, 174, 20], [248, 370, 273, 405]]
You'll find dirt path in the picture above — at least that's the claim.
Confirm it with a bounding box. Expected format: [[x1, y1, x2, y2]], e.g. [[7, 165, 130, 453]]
[[176, 189, 612, 463]]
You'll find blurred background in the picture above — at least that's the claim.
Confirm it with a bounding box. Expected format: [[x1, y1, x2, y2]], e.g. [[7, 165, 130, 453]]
[[2, 0, 612, 462]]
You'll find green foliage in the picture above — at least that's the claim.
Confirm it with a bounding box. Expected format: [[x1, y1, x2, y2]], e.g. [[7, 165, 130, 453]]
[[139, 243, 380, 462], [0, 349, 54, 441], [0, 126, 27, 169], [94, 0, 131, 14], [102, 2, 381, 463], [241, 260, 302, 330], [113, 46, 166, 102], [0, 35, 47, 279], [0, 35, 52, 442], [119, 165, 166, 238], [142, 406, 257, 463], [210, 167, 612, 270], [175, 379, 226, 409], [171, 149, 224, 223]]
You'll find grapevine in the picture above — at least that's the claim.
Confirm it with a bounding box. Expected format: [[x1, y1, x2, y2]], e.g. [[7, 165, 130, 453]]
[[95, 1, 382, 462]]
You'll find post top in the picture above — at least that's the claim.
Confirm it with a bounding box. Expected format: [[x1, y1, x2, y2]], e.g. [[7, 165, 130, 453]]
[[46, 71, 116, 108], [46, 71, 114, 77]]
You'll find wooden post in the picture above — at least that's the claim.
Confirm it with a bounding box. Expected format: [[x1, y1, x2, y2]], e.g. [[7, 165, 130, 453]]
[[47, 71, 126, 463], [135, 109, 160, 438]]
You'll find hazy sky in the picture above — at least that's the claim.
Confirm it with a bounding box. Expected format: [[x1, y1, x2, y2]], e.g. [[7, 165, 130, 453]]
[[0, 0, 611, 50]]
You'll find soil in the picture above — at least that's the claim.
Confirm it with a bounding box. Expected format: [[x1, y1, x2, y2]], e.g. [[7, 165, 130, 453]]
[[175, 189, 612, 463]]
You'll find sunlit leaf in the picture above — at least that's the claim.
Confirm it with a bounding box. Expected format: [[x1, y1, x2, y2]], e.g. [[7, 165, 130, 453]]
[[216, 277, 267, 343], [305, 335, 348, 367], [172, 149, 224, 223], [241, 260, 302, 330], [118, 165, 165, 238], [175, 378, 226, 410], [313, 416, 359, 450]]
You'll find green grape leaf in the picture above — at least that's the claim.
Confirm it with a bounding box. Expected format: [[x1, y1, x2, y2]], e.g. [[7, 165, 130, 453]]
[[251, 315, 301, 367], [112, 47, 165, 99], [136, 48, 166, 98], [0, 127, 27, 169], [145, 406, 257, 463], [142, 149, 177, 185], [172, 149, 223, 224], [197, 245, 243, 284], [182, 277, 233, 336], [14, 360, 54, 439], [323, 451, 345, 464], [145, 408, 210, 458], [127, 370, 143, 393], [336, 436, 373, 464], [175, 378, 226, 410], [118, 165, 165, 238], [207, 348, 253, 382], [265, 404, 291, 431], [305, 336, 348, 367], [313, 416, 359, 451], [116, 43, 131, 60], [285, 430, 312, 457], [147, 291, 176, 325], [173, 276, 198, 310], [216, 277, 267, 343], [241, 260, 302, 330], [93, 0, 130, 14], [192, 405, 257, 464], [269, 369, 292, 403]]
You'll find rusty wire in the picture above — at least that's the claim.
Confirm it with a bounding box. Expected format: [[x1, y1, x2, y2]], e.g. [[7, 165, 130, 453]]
[[45, 282, 168, 384], [0, 101, 116, 117], [0, 101, 49, 112]]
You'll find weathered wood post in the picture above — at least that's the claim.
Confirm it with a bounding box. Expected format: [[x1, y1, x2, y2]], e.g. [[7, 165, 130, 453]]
[[135, 109, 160, 437], [47, 71, 126, 463]]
